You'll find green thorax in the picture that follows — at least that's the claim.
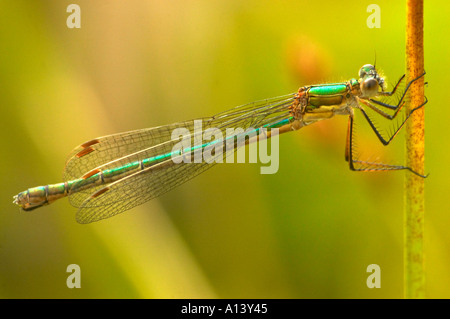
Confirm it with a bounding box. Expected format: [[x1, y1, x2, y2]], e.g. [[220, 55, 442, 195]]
[[308, 83, 348, 96], [306, 79, 359, 108]]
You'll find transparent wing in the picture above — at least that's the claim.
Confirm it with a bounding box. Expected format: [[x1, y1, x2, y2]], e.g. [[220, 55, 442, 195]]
[[63, 120, 202, 181], [75, 159, 213, 223], [66, 119, 210, 207], [63, 93, 294, 181], [67, 93, 295, 222]]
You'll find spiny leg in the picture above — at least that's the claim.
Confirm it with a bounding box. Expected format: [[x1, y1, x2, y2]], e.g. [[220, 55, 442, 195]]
[[345, 113, 351, 163], [359, 98, 406, 120], [345, 114, 427, 177], [371, 72, 426, 111], [355, 97, 428, 146], [379, 74, 405, 98]]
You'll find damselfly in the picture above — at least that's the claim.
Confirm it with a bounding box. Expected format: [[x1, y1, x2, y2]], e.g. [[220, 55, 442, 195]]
[[13, 64, 427, 223]]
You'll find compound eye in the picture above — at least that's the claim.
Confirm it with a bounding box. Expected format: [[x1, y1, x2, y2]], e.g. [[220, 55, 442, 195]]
[[359, 64, 375, 79], [359, 68, 366, 79], [362, 78, 379, 96]]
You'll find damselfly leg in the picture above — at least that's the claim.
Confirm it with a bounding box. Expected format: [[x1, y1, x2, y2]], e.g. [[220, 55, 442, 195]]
[[346, 72, 428, 177]]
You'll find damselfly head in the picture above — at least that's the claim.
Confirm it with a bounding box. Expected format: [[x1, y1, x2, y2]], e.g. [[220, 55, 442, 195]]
[[359, 64, 385, 97]]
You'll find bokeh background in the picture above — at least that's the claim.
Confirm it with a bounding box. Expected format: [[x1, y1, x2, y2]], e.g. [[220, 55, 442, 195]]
[[0, 0, 448, 298]]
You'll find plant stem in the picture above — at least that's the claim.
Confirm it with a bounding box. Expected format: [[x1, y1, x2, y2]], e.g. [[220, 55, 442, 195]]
[[404, 0, 425, 299]]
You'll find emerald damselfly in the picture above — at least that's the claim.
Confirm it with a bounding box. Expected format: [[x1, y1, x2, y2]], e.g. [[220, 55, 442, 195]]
[[13, 64, 427, 223]]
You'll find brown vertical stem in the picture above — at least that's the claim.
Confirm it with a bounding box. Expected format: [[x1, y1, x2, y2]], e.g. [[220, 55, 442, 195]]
[[405, 0, 425, 298]]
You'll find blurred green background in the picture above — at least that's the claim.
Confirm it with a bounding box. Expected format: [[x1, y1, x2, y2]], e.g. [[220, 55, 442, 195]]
[[0, 0, 448, 298]]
